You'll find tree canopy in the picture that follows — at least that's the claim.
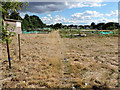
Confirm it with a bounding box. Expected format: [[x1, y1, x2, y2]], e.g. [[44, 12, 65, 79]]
[[46, 22, 119, 30], [1, 1, 28, 43], [10, 11, 22, 20], [22, 14, 46, 30], [2, 1, 28, 19], [91, 22, 96, 29]]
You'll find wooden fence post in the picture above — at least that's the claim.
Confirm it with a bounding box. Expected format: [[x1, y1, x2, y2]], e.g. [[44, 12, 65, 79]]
[[6, 39, 11, 68], [18, 34, 21, 60]]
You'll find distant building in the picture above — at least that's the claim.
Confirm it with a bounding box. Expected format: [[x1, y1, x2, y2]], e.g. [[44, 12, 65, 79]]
[[77, 26, 80, 29], [84, 25, 90, 29], [3, 18, 22, 34], [71, 27, 76, 29]]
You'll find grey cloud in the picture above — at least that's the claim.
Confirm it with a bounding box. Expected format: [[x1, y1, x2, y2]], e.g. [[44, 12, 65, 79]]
[[20, 1, 107, 14], [21, 2, 67, 14]]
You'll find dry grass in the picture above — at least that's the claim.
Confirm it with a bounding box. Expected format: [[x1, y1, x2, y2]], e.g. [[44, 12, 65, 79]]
[[1, 31, 118, 88]]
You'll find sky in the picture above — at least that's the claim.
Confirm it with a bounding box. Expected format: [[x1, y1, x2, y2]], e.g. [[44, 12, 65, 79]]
[[19, 0, 119, 25]]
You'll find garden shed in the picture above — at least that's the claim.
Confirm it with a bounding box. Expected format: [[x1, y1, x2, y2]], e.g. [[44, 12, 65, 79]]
[[3, 18, 22, 34]]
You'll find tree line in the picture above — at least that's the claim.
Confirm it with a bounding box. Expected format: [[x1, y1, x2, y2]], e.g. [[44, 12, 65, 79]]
[[5, 11, 120, 30], [6, 12, 46, 30], [47, 22, 119, 30]]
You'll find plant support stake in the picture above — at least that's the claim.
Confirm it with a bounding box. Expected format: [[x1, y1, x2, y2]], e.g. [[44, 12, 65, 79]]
[[18, 34, 21, 60], [6, 39, 11, 68]]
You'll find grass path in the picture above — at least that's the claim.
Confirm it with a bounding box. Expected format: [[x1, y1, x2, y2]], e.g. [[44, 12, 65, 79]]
[[44, 31, 72, 87]]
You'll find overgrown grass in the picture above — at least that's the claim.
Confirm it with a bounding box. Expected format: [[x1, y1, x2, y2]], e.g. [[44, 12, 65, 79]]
[[59, 29, 118, 38]]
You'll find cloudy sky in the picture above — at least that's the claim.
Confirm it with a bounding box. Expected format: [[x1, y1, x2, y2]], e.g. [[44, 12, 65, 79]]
[[20, 0, 119, 25]]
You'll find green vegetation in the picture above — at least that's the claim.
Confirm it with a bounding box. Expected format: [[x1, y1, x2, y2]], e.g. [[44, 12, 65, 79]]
[[59, 29, 118, 38], [22, 14, 46, 30], [1, 23, 16, 43], [1, 1, 28, 43], [49, 23, 63, 30], [6, 12, 46, 30], [47, 22, 119, 30], [2, 1, 46, 31], [9, 11, 22, 20], [2, 1, 28, 19]]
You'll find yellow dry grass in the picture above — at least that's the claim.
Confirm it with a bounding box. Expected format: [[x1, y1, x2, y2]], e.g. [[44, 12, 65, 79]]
[[1, 31, 118, 88]]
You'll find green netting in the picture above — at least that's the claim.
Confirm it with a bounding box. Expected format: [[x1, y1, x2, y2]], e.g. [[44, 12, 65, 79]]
[[22, 30, 49, 34]]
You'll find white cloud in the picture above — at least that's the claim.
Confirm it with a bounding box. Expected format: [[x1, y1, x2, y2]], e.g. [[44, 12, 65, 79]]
[[68, 3, 89, 8], [66, 1, 106, 9], [42, 16, 51, 23], [42, 15, 66, 24], [47, 14, 51, 17], [90, 3, 106, 7], [41, 11, 102, 25], [71, 10, 103, 19], [42, 10, 118, 25], [105, 10, 118, 17], [88, 17, 118, 24], [54, 15, 66, 23], [47, 14, 52, 19]]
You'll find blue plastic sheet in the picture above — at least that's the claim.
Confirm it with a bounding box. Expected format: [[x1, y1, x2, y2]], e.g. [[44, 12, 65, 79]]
[[100, 31, 113, 34]]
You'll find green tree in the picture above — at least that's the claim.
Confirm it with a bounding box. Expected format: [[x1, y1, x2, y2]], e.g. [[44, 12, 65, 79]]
[[22, 14, 46, 30], [2, 1, 28, 42], [106, 26, 115, 30], [2, 1, 28, 19], [79, 25, 84, 29], [9, 11, 22, 20], [50, 24, 54, 29], [22, 19, 29, 30], [30, 15, 44, 29], [96, 23, 105, 30], [104, 22, 119, 30], [91, 22, 96, 29], [54, 23, 63, 29], [24, 14, 30, 22]]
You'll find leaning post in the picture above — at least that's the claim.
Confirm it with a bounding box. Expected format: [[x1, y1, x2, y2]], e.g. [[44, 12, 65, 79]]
[[6, 36, 11, 68], [18, 34, 21, 60]]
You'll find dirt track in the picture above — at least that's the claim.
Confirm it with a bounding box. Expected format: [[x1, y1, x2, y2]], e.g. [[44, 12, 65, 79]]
[[1, 31, 118, 88]]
